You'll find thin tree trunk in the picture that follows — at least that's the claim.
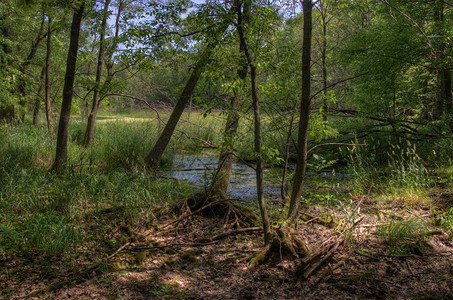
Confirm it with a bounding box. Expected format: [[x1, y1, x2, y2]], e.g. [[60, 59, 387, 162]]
[[83, 0, 111, 146], [433, 0, 446, 120], [100, 0, 124, 105], [51, 1, 85, 173], [287, 0, 313, 225], [33, 67, 46, 126], [17, 15, 46, 122], [320, 0, 328, 121], [444, 69, 453, 130], [281, 112, 295, 199], [144, 7, 235, 172], [45, 16, 54, 134], [236, 0, 271, 244]]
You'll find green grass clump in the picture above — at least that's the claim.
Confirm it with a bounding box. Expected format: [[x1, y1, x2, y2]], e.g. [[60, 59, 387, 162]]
[[376, 218, 428, 254]]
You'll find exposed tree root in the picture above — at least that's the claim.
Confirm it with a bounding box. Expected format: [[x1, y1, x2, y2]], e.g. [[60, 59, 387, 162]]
[[164, 191, 259, 229], [247, 223, 309, 265]]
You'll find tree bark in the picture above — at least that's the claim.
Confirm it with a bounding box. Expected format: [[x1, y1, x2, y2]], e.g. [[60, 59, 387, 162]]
[[45, 16, 54, 134], [83, 0, 111, 146], [51, 1, 85, 173], [287, 0, 313, 225], [144, 7, 235, 172], [236, 0, 271, 244]]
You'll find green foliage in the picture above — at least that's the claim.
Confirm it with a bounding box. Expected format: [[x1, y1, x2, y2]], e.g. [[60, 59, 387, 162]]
[[0, 121, 198, 256], [434, 208, 453, 237]]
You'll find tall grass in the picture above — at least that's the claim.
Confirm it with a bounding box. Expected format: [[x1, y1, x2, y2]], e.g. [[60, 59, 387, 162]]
[[0, 119, 200, 256], [346, 141, 378, 195], [345, 136, 431, 204], [387, 142, 430, 201]]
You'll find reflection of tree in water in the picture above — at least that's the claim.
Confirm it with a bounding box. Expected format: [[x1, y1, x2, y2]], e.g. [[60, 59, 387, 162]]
[[166, 154, 281, 201]]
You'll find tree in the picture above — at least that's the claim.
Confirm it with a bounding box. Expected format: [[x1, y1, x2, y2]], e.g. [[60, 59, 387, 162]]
[[144, 3, 236, 172], [236, 0, 271, 244], [51, 0, 85, 173], [83, 0, 111, 146], [210, 3, 250, 200]]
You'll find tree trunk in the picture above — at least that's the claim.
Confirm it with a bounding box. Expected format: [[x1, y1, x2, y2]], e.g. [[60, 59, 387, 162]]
[[45, 16, 54, 134], [17, 15, 46, 122], [287, 0, 313, 225], [320, 0, 328, 121], [144, 8, 235, 172], [236, 0, 271, 244], [51, 1, 85, 173], [444, 69, 453, 130], [83, 0, 111, 146], [211, 2, 250, 199], [33, 67, 46, 126]]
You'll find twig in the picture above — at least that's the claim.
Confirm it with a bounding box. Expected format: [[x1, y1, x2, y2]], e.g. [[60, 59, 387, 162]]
[[308, 142, 367, 155], [128, 241, 219, 251], [406, 260, 415, 276]]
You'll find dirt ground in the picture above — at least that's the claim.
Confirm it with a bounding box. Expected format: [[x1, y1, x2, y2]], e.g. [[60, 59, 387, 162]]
[[1, 195, 453, 299]]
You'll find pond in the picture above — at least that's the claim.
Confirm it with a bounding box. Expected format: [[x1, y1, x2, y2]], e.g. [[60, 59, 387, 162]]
[[164, 154, 282, 202], [164, 154, 348, 202]]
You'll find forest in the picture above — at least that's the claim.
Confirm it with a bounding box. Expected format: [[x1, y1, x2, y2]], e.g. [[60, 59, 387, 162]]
[[1, 0, 453, 298]]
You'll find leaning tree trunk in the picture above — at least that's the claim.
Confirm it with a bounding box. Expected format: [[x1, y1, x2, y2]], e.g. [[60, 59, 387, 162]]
[[83, 0, 111, 146], [45, 16, 54, 134], [17, 15, 46, 122], [144, 8, 235, 172], [51, 1, 85, 173], [210, 2, 250, 199]]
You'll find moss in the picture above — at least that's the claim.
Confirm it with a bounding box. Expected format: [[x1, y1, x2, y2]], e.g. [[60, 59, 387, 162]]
[[179, 251, 200, 264]]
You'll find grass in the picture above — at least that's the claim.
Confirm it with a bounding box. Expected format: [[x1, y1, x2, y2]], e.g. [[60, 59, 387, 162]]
[[345, 138, 431, 206], [376, 218, 429, 255], [1, 110, 451, 258], [0, 117, 202, 257]]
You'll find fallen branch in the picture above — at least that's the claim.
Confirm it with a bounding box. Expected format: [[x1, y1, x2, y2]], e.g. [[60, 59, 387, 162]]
[[127, 241, 219, 251], [298, 240, 343, 280], [195, 227, 263, 243]]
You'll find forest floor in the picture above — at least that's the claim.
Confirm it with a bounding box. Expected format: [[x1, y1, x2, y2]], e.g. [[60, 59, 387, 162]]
[[2, 189, 453, 299]]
